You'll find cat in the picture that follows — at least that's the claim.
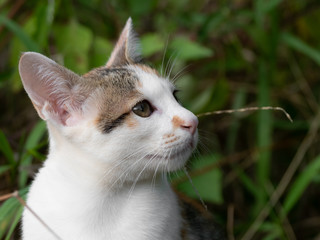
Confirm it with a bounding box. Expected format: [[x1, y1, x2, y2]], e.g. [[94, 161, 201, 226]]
[[19, 18, 225, 240]]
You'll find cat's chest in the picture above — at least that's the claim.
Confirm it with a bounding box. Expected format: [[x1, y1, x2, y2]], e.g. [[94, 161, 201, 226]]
[[26, 172, 182, 240], [98, 185, 182, 240]]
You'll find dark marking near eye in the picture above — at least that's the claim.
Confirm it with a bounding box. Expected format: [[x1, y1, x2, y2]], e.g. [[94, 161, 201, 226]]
[[173, 89, 180, 102], [102, 112, 129, 134]]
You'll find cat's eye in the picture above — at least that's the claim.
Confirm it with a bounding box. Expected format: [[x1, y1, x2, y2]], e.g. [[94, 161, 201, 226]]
[[132, 100, 153, 118]]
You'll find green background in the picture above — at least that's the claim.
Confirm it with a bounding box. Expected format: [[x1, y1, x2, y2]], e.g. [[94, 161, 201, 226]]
[[1, 0, 320, 239]]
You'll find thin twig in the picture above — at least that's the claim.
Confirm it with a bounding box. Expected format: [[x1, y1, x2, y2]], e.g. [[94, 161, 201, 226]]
[[197, 106, 293, 122], [0, 191, 63, 240], [12, 191, 63, 240], [227, 204, 235, 240], [241, 108, 320, 240], [0, 192, 14, 201], [265, 181, 296, 240], [183, 167, 208, 211]]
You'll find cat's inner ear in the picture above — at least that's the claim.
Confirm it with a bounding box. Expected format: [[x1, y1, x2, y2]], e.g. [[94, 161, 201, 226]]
[[106, 18, 142, 67], [19, 52, 85, 126]]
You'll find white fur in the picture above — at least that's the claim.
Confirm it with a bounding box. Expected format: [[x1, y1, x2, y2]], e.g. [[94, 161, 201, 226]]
[[22, 66, 198, 240]]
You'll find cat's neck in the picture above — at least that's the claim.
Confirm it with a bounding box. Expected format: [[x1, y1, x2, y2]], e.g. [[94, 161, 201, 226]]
[[36, 153, 181, 239]]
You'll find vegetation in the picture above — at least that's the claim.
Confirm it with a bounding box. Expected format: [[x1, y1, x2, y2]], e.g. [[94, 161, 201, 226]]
[[1, 0, 320, 239]]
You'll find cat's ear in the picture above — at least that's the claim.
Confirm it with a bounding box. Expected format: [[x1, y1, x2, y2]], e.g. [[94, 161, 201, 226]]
[[106, 18, 142, 67], [19, 52, 85, 126]]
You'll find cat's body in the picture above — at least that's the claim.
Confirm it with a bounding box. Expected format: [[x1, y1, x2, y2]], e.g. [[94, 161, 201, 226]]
[[19, 18, 224, 240]]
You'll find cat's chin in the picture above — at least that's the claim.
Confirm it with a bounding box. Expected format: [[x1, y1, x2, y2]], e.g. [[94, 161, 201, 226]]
[[144, 146, 194, 172]]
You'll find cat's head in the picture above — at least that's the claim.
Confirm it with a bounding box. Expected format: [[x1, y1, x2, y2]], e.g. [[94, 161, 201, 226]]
[[18, 18, 198, 182]]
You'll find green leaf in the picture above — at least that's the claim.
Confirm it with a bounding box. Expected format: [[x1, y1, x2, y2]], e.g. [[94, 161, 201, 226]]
[[263, 0, 283, 13], [91, 36, 113, 68], [170, 36, 213, 61], [227, 88, 247, 153], [0, 14, 39, 52], [283, 155, 320, 214], [256, 60, 272, 209], [207, 78, 229, 111], [199, 8, 230, 40], [24, 121, 47, 154], [259, 222, 282, 240], [177, 154, 223, 204], [141, 33, 164, 57], [128, 0, 156, 16], [191, 78, 229, 114], [189, 84, 214, 113], [4, 205, 23, 240], [53, 20, 93, 74], [34, 1, 55, 49], [281, 32, 320, 66], [0, 188, 28, 239], [19, 121, 46, 188], [0, 165, 11, 176], [0, 130, 15, 166], [0, 198, 20, 239]]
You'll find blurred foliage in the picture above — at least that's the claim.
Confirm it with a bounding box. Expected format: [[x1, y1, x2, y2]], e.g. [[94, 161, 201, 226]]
[[0, 0, 320, 239]]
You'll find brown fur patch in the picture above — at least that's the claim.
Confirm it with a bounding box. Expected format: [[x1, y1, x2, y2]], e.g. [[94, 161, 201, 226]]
[[135, 64, 160, 77], [82, 67, 143, 133], [172, 115, 185, 129], [125, 116, 139, 129]]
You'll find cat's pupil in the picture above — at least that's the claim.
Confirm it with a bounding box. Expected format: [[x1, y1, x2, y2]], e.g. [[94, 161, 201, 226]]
[[132, 100, 153, 118]]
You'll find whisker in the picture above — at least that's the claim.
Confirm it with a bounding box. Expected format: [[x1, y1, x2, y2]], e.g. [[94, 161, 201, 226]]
[[97, 146, 147, 185], [183, 166, 208, 211], [167, 52, 180, 80], [165, 50, 178, 79], [171, 64, 191, 83], [161, 35, 170, 77], [128, 151, 161, 198]]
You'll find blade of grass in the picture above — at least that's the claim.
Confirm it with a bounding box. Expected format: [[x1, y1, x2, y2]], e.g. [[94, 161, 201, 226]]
[[0, 165, 11, 176], [0, 14, 40, 52], [256, 60, 272, 210], [0, 198, 20, 239], [281, 32, 320, 66], [19, 120, 46, 188], [0, 189, 28, 239], [0, 130, 15, 166], [226, 87, 246, 153], [241, 108, 320, 240], [4, 205, 23, 240], [236, 167, 259, 198], [283, 155, 320, 214]]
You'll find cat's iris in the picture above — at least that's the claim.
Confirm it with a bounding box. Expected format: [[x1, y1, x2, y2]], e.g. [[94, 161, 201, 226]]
[[132, 100, 153, 117]]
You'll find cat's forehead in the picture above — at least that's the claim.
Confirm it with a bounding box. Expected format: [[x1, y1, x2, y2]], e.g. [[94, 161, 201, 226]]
[[128, 65, 175, 94], [83, 67, 138, 91], [83, 64, 173, 96]]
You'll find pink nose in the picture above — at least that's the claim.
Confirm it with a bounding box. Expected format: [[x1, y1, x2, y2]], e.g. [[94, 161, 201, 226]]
[[172, 116, 198, 135], [181, 118, 198, 135]]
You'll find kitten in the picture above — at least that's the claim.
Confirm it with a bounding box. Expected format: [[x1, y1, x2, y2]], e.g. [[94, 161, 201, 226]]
[[19, 18, 225, 240]]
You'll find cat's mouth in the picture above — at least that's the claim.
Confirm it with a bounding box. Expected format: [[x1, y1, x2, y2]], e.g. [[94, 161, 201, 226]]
[[145, 142, 194, 162]]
